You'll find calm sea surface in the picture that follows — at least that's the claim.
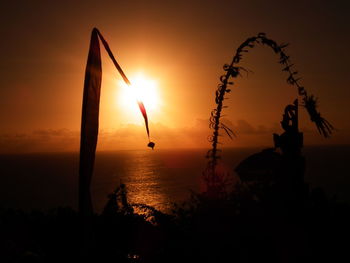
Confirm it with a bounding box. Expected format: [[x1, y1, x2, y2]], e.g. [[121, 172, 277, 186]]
[[0, 146, 349, 212]]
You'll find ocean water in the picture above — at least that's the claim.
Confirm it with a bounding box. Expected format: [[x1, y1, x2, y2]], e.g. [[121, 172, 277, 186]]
[[0, 146, 349, 213]]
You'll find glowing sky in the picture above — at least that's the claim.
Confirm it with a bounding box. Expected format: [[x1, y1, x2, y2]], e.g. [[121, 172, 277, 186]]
[[0, 0, 349, 153]]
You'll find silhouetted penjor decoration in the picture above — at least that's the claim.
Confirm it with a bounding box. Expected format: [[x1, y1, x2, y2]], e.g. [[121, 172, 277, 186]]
[[205, 33, 333, 197]]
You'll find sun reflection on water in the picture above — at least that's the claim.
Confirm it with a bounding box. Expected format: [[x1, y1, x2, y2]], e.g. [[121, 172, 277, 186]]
[[92, 149, 205, 213], [113, 150, 170, 211]]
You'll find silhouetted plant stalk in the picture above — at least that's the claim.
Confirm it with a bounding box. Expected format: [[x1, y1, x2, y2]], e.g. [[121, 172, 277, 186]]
[[204, 32, 333, 196]]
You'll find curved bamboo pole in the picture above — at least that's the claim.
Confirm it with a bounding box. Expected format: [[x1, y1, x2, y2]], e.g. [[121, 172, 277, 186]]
[[205, 33, 333, 193]]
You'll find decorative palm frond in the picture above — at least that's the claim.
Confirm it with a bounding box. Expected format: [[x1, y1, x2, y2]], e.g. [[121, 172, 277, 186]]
[[303, 95, 333, 137]]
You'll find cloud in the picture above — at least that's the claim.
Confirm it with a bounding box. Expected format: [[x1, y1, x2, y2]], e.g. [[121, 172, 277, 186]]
[[32, 128, 73, 137], [0, 129, 79, 153], [1, 119, 345, 154]]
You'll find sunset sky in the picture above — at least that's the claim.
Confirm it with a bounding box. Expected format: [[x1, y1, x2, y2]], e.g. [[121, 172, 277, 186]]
[[0, 0, 349, 153]]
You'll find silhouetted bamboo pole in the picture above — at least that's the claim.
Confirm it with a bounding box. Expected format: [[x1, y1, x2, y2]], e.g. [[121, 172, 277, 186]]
[[79, 27, 153, 257], [205, 33, 333, 195]]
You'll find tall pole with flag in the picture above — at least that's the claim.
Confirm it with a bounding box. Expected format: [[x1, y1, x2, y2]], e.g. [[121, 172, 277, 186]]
[[79, 28, 154, 256]]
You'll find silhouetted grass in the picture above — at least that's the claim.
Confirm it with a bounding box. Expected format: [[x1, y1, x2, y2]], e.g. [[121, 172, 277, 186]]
[[1, 181, 349, 263]]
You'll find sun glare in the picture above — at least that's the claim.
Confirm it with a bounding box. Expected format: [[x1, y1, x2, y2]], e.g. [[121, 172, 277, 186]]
[[117, 73, 160, 122]]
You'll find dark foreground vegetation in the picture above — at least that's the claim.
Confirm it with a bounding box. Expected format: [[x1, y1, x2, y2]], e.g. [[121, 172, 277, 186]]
[[1, 181, 349, 263]]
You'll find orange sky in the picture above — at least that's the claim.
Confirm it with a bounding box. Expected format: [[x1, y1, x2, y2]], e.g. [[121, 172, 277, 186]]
[[0, 0, 349, 153]]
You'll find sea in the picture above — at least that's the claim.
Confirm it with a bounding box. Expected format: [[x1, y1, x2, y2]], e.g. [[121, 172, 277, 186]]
[[0, 146, 349, 213]]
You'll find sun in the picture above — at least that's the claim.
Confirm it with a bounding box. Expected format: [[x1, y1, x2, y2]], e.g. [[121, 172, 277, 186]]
[[117, 72, 160, 121]]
